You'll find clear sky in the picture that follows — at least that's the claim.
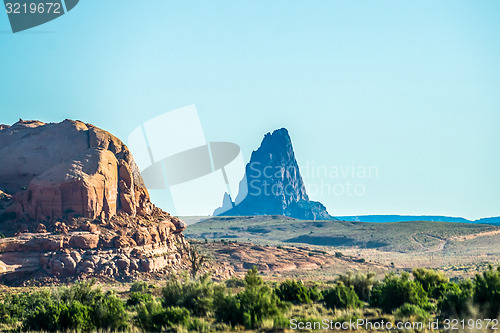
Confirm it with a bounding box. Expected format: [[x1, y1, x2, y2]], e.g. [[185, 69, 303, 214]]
[[1, 1, 499, 220]]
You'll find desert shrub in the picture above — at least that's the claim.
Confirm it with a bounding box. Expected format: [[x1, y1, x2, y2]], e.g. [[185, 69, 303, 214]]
[[431, 281, 463, 301], [337, 272, 376, 301], [135, 299, 163, 331], [214, 267, 289, 329], [57, 279, 101, 304], [161, 306, 191, 328], [188, 317, 212, 332], [21, 281, 129, 332], [225, 277, 246, 288], [370, 272, 429, 312], [0, 292, 48, 325], [438, 280, 473, 317], [322, 283, 363, 310], [275, 280, 321, 304], [473, 265, 500, 318], [127, 292, 154, 307], [213, 292, 241, 326], [135, 299, 190, 332], [91, 292, 129, 330], [162, 274, 215, 316], [335, 252, 343, 258], [308, 284, 322, 302], [394, 303, 431, 322], [413, 268, 449, 299], [130, 281, 150, 293], [275, 280, 313, 304]]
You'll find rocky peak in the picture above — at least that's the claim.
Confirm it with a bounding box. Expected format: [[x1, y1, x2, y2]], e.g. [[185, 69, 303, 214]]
[[246, 128, 308, 207], [214, 128, 332, 220]]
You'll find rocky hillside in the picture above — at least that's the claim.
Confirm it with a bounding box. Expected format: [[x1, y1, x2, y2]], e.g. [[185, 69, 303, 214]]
[[214, 128, 332, 220], [0, 119, 187, 284]]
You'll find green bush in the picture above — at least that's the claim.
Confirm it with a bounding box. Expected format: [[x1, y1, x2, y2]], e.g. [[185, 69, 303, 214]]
[[162, 274, 215, 316], [91, 292, 129, 330], [308, 284, 322, 302], [135, 299, 164, 332], [393, 303, 431, 322], [21, 281, 129, 332], [275, 280, 312, 304], [225, 277, 246, 288], [130, 281, 150, 293], [188, 317, 212, 332], [370, 272, 429, 312], [437, 280, 473, 317], [322, 283, 363, 310], [473, 265, 500, 318], [337, 272, 376, 301], [214, 267, 289, 329], [413, 268, 448, 299], [135, 299, 190, 332], [127, 292, 154, 307], [0, 292, 50, 325], [213, 292, 242, 326]]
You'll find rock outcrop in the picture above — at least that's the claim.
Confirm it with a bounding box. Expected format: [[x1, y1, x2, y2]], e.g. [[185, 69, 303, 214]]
[[0, 119, 153, 222], [0, 213, 187, 283], [214, 128, 332, 220], [0, 119, 188, 284]]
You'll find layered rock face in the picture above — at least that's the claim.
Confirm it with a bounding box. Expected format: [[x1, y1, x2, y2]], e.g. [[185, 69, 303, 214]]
[[0, 214, 187, 282], [214, 128, 332, 220], [0, 119, 188, 283], [0, 119, 153, 221]]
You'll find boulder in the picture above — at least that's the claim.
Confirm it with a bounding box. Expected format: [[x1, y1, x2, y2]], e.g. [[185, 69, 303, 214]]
[[133, 228, 152, 246], [158, 220, 175, 241], [25, 237, 64, 251], [70, 234, 100, 249], [36, 223, 47, 233], [171, 217, 186, 234], [114, 236, 137, 248]]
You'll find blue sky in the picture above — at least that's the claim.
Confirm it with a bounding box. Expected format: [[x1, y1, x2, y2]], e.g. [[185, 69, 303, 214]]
[[0, 1, 499, 219]]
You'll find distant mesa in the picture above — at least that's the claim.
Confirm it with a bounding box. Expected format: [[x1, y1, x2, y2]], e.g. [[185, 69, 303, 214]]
[[214, 128, 332, 220], [337, 215, 500, 225]]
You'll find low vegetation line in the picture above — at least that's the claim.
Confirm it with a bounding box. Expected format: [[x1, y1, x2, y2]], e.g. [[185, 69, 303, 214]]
[[1, 264, 500, 332]]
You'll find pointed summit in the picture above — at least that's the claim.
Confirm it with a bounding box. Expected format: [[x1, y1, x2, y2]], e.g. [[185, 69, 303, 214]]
[[214, 128, 332, 220]]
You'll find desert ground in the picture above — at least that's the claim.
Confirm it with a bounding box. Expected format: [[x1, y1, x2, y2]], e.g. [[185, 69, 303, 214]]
[[185, 216, 500, 279]]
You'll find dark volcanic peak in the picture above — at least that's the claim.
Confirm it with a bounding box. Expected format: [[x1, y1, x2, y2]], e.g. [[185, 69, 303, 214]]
[[247, 128, 308, 205], [215, 128, 332, 220]]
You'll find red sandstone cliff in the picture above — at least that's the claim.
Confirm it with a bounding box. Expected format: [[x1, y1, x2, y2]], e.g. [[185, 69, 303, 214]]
[[0, 119, 154, 221]]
